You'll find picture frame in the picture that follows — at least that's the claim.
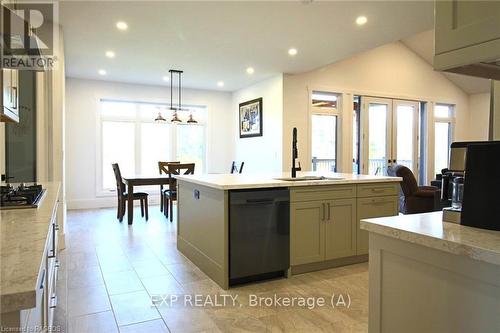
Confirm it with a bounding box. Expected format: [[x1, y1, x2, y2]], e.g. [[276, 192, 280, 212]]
[[239, 98, 263, 138]]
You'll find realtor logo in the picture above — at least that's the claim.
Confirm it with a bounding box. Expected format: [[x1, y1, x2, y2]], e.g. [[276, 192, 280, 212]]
[[1, 1, 59, 70]]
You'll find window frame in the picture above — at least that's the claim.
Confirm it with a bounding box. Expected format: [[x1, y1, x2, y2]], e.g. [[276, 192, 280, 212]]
[[432, 103, 455, 176], [309, 90, 341, 173], [96, 98, 207, 197]]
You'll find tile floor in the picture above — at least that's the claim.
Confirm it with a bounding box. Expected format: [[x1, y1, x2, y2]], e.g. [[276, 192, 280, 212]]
[[60, 205, 369, 332]]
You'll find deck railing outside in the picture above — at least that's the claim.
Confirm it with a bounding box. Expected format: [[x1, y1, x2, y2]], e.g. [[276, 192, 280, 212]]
[[311, 157, 336, 172], [312, 157, 412, 175]]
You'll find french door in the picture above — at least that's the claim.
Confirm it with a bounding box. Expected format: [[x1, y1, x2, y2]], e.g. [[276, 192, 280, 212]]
[[361, 97, 419, 176]]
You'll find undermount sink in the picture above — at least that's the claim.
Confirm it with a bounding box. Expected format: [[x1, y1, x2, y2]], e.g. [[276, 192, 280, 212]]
[[275, 176, 344, 181]]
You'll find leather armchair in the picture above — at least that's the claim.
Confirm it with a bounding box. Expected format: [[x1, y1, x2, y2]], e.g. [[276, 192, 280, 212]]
[[388, 165, 441, 214]]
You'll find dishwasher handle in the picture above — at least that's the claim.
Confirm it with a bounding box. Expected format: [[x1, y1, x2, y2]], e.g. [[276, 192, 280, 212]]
[[245, 198, 276, 204]]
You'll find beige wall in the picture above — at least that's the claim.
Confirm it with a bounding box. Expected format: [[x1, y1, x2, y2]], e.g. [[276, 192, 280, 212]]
[[283, 41, 471, 180], [232, 75, 283, 173], [467, 92, 491, 141]]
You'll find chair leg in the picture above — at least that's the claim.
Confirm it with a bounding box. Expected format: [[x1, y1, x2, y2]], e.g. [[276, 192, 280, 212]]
[[170, 199, 173, 222], [160, 192, 163, 212], [119, 199, 125, 222], [165, 196, 169, 218], [140, 199, 144, 217], [145, 197, 149, 221], [117, 198, 121, 220]]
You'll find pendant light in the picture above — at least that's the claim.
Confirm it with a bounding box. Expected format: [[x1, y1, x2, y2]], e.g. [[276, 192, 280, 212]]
[[164, 69, 198, 124], [155, 107, 167, 122], [187, 113, 198, 124]]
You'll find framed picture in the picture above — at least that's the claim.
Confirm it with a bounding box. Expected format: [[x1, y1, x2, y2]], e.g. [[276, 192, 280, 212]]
[[239, 98, 263, 138]]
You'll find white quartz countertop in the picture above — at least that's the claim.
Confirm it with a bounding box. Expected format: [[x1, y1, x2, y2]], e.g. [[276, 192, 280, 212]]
[[175, 172, 401, 190], [360, 212, 500, 266], [0, 182, 60, 313]]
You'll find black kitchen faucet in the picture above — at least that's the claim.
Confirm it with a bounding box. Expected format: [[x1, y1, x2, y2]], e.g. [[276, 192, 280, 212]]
[[291, 127, 301, 178]]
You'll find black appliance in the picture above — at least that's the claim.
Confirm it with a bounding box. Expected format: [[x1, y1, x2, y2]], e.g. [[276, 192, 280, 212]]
[[461, 142, 500, 231], [0, 184, 45, 209], [441, 142, 468, 222], [229, 188, 290, 285]]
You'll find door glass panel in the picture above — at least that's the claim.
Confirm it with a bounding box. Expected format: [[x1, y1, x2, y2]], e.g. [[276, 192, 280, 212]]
[[434, 122, 450, 175], [311, 114, 337, 172], [368, 104, 388, 175], [396, 104, 415, 171]]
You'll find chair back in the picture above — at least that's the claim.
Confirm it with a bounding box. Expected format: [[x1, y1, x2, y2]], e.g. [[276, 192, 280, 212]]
[[158, 161, 180, 175], [167, 163, 195, 191], [388, 164, 418, 197], [230, 161, 245, 174], [111, 163, 125, 196]]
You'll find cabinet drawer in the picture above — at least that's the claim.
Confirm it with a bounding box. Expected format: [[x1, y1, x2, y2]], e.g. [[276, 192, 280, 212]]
[[291, 185, 355, 202], [356, 196, 398, 255], [357, 183, 399, 198]]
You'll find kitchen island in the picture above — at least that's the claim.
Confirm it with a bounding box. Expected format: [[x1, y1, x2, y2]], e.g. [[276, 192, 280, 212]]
[[360, 212, 500, 333], [0, 182, 62, 331], [175, 172, 401, 289]]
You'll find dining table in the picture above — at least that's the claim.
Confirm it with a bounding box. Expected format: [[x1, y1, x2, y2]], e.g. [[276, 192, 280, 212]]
[[122, 174, 172, 225]]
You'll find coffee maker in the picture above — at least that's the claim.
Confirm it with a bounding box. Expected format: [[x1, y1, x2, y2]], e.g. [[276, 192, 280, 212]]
[[441, 142, 467, 223]]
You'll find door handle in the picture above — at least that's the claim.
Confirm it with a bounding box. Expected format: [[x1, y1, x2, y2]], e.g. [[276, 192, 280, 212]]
[[327, 202, 331, 221], [322, 203, 325, 221]]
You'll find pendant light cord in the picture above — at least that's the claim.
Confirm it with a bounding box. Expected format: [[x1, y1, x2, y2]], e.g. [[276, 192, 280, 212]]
[[170, 70, 173, 110], [179, 72, 182, 111]]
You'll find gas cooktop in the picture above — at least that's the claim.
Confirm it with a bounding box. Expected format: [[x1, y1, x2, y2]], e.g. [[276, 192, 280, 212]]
[[0, 184, 46, 209]]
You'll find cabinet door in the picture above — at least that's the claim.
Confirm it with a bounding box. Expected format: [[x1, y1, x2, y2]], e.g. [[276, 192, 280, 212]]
[[325, 198, 357, 260], [435, 1, 500, 55], [356, 196, 398, 255], [290, 201, 325, 265]]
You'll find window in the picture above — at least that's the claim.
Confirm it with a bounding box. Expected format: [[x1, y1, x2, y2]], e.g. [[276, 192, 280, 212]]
[[434, 104, 454, 175], [311, 91, 339, 172], [98, 99, 206, 193]]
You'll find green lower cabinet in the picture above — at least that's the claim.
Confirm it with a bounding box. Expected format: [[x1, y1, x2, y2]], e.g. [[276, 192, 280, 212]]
[[356, 196, 398, 255], [291, 199, 357, 265], [290, 201, 325, 265], [325, 199, 357, 260]]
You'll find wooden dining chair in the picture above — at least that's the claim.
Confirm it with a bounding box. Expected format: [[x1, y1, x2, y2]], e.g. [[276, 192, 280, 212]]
[[158, 161, 180, 212], [112, 163, 149, 222], [163, 163, 195, 222], [230, 161, 245, 174]]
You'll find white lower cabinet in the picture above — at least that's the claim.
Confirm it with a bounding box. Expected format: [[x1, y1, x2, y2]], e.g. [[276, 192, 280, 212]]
[[22, 204, 59, 332]]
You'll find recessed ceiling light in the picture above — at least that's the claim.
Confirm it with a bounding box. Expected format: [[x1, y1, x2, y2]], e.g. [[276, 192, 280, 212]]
[[162, 76, 170, 82], [116, 21, 128, 31], [288, 48, 298, 56], [105, 50, 115, 58], [246, 67, 255, 75], [217, 81, 224, 87], [98, 69, 107, 76], [356, 16, 367, 26]]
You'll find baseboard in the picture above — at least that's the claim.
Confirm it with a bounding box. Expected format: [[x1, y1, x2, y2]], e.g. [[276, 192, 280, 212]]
[[291, 254, 369, 275]]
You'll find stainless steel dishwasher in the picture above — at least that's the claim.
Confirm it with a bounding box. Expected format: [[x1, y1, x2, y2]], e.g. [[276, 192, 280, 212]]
[[229, 188, 290, 286]]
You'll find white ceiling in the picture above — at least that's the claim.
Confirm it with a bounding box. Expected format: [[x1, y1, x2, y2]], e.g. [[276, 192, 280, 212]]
[[60, 1, 435, 91], [401, 29, 491, 95]]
